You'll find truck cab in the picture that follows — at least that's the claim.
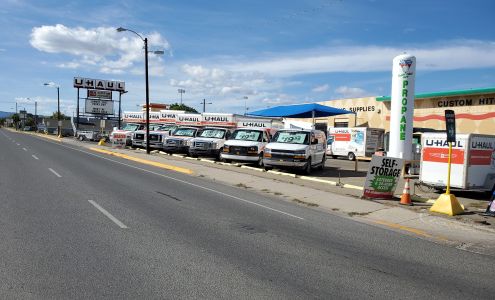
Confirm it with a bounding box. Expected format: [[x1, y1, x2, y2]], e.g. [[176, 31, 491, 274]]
[[188, 127, 233, 159], [110, 123, 144, 146], [263, 129, 326, 174], [131, 124, 163, 148], [163, 126, 201, 153], [221, 128, 273, 166]]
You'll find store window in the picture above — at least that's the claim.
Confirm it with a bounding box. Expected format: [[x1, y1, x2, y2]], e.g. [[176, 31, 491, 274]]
[[334, 121, 348, 127]]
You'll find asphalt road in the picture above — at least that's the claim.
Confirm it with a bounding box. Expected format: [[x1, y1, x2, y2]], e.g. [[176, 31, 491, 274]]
[[1, 128, 494, 299]]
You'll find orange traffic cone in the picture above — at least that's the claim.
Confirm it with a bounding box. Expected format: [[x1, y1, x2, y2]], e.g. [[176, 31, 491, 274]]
[[400, 178, 413, 206]]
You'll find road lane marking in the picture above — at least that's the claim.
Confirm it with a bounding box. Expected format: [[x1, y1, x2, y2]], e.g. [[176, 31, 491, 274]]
[[88, 200, 128, 229], [372, 219, 449, 242], [48, 168, 62, 177], [22, 148, 27, 151], [30, 138, 304, 220], [16, 143, 20, 146], [32, 155, 39, 160]]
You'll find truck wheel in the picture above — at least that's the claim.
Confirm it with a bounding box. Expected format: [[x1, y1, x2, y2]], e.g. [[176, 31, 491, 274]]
[[222, 158, 232, 164], [257, 153, 264, 168], [347, 152, 356, 161], [216, 148, 223, 161], [318, 155, 326, 170], [304, 158, 312, 175]]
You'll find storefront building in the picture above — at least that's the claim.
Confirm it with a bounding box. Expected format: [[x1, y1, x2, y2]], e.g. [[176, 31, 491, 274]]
[[317, 87, 495, 134]]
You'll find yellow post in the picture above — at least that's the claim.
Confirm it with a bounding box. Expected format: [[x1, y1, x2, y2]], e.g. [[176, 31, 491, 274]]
[[430, 140, 464, 216], [446, 142, 452, 195]]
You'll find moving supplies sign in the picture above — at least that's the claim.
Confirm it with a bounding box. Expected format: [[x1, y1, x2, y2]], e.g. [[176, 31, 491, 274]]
[[363, 156, 404, 199]]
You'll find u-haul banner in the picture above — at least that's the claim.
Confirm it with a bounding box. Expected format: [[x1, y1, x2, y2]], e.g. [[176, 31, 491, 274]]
[[159, 110, 184, 123], [176, 113, 202, 126], [123, 112, 144, 123], [149, 112, 161, 123], [237, 119, 272, 128], [202, 113, 235, 127]]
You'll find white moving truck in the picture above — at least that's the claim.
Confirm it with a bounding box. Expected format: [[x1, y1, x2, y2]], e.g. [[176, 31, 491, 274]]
[[221, 118, 283, 166], [420, 132, 495, 192], [328, 127, 385, 160], [109, 112, 144, 146], [139, 110, 184, 149], [162, 113, 203, 153], [188, 113, 237, 159], [131, 111, 162, 148]]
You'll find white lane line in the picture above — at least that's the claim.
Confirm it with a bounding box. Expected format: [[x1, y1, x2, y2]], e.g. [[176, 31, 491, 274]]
[[16, 143, 20, 146], [22, 147, 27, 151], [37, 138, 304, 220], [32, 155, 39, 160], [48, 168, 62, 177], [88, 200, 128, 229]]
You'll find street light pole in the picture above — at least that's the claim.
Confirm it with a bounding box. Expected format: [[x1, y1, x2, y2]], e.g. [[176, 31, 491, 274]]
[[200, 99, 212, 113], [178, 88, 185, 105], [243, 96, 248, 115], [117, 27, 163, 154], [44, 82, 61, 138]]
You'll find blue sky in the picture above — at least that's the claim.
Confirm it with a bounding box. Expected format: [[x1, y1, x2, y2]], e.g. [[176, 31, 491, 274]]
[[0, 0, 494, 116]]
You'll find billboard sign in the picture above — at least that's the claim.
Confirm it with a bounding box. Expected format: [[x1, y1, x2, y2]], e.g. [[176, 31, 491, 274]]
[[88, 89, 112, 100], [363, 156, 404, 199], [85, 99, 114, 115], [74, 77, 125, 92]]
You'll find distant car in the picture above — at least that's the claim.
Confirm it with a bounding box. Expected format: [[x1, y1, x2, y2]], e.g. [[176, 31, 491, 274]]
[[36, 125, 47, 133], [23, 126, 33, 131]]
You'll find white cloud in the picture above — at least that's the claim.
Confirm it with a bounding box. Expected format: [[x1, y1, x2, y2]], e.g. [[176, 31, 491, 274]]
[[227, 40, 495, 76], [312, 84, 329, 93], [30, 24, 170, 75], [335, 86, 368, 98]]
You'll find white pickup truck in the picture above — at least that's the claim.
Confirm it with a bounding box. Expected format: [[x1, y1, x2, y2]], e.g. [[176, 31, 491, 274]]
[[188, 127, 233, 159], [163, 126, 202, 154]]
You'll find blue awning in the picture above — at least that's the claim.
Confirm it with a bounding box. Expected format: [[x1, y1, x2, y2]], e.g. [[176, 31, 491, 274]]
[[248, 103, 353, 118]]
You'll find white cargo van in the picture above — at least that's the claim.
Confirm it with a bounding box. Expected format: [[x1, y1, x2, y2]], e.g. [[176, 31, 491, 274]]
[[420, 132, 495, 192], [188, 113, 236, 159], [328, 127, 384, 160], [263, 129, 326, 174], [221, 127, 275, 166]]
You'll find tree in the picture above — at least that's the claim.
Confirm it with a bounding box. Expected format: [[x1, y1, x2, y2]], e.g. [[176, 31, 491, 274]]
[[51, 111, 70, 120], [12, 113, 20, 123], [169, 103, 198, 113]]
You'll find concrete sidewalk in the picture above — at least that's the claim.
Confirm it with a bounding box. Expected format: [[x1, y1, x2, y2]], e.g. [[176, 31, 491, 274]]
[[19, 131, 495, 256]]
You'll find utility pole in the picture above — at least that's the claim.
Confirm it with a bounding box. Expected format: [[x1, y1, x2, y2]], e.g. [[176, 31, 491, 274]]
[[201, 99, 212, 113]]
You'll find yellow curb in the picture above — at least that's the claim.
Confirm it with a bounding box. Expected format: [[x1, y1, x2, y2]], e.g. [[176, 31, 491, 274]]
[[89, 147, 193, 175], [299, 176, 337, 186], [342, 183, 364, 190], [371, 219, 449, 242]]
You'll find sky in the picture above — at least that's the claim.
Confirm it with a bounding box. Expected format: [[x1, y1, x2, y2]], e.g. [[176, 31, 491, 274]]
[[0, 0, 494, 116]]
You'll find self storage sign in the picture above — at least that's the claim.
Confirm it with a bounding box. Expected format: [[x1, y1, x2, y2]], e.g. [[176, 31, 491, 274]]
[[363, 156, 404, 199]]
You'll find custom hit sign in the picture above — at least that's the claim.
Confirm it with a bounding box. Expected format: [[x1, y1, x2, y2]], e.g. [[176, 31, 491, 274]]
[[388, 54, 416, 160], [363, 156, 404, 199]]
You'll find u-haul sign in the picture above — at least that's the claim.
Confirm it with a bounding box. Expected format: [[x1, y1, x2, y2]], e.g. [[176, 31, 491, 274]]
[[74, 77, 125, 92], [123, 112, 144, 123], [176, 113, 202, 126], [202, 113, 235, 127], [159, 110, 185, 123]]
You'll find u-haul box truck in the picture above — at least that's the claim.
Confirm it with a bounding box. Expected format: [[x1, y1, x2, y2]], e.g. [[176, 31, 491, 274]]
[[110, 111, 145, 146], [420, 132, 495, 192], [328, 127, 385, 161], [131, 112, 163, 148], [142, 110, 184, 149], [163, 113, 203, 153], [188, 113, 237, 159]]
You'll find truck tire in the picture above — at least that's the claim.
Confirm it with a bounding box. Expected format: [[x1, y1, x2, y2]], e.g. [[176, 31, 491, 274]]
[[257, 153, 264, 168], [304, 158, 312, 175], [318, 155, 326, 170], [347, 152, 356, 161]]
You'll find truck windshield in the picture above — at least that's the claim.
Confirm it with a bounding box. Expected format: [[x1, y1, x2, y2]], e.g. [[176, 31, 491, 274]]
[[122, 124, 140, 131], [172, 128, 197, 137], [273, 131, 309, 145], [199, 129, 226, 139], [231, 129, 262, 142], [157, 125, 176, 131]]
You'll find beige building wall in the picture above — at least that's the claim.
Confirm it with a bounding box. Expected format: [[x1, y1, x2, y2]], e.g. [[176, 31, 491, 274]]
[[311, 91, 495, 134]]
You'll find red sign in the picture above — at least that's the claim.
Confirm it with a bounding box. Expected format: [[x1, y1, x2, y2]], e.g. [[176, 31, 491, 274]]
[[332, 133, 351, 141], [422, 147, 464, 164], [469, 149, 492, 165]]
